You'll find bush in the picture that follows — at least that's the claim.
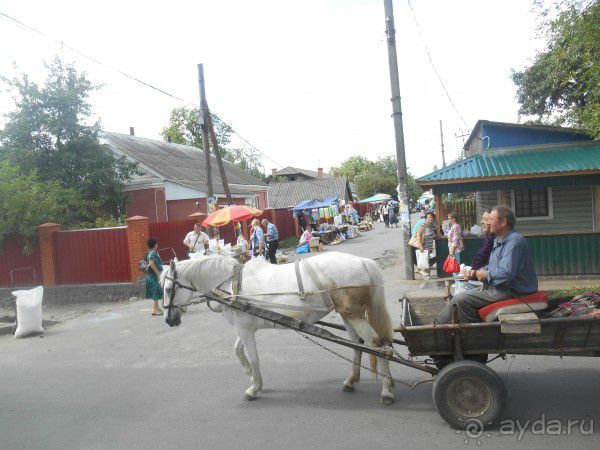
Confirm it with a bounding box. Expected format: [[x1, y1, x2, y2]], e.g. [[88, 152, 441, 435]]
[[279, 236, 299, 249]]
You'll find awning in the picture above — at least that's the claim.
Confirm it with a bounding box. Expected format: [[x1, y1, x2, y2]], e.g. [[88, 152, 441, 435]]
[[358, 193, 392, 203], [290, 196, 339, 212]]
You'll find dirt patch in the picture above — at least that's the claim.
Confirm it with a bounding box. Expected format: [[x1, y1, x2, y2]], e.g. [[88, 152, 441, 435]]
[[374, 249, 401, 269]]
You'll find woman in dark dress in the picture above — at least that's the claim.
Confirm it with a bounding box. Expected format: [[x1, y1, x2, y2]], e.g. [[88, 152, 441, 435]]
[[471, 210, 496, 270], [145, 238, 163, 316]]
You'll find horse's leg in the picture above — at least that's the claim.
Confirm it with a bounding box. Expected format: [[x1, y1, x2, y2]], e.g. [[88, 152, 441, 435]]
[[345, 317, 395, 405], [341, 317, 362, 392], [234, 336, 251, 376], [236, 326, 263, 401]]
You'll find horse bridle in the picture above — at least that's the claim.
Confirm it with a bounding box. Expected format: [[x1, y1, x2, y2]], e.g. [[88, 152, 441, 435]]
[[164, 266, 197, 312]]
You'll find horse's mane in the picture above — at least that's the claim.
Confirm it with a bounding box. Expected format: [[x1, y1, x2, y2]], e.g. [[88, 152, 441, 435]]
[[160, 255, 240, 289]]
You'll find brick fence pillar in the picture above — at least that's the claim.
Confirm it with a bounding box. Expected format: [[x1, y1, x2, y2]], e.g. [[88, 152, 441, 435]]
[[127, 215, 150, 283], [37, 223, 61, 287], [294, 217, 300, 237]]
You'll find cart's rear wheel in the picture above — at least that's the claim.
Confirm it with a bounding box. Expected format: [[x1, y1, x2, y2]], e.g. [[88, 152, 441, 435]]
[[433, 360, 506, 429]]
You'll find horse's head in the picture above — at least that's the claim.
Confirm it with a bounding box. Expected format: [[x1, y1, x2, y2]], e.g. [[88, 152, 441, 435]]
[[161, 260, 195, 327]]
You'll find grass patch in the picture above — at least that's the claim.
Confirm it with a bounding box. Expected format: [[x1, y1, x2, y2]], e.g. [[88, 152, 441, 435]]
[[279, 236, 299, 249]]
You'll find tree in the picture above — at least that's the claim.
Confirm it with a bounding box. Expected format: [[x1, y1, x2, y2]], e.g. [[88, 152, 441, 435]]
[[512, 0, 600, 138], [0, 161, 82, 248], [335, 154, 422, 203], [330, 156, 374, 183], [0, 58, 138, 221], [162, 107, 266, 180]]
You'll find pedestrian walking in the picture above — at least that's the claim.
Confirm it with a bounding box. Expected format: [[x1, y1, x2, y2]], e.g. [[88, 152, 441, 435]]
[[145, 238, 163, 316], [415, 212, 437, 279], [262, 218, 279, 264], [383, 203, 390, 228]]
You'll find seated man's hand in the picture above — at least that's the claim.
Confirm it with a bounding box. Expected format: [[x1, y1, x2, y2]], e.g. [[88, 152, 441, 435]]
[[476, 269, 487, 282], [466, 269, 477, 279]]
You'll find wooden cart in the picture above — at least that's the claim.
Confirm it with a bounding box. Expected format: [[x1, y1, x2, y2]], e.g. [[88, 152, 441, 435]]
[[203, 291, 600, 429]]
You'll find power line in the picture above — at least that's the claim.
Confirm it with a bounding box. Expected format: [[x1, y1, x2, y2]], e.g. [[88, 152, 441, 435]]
[[405, 0, 469, 129], [0, 10, 285, 170]]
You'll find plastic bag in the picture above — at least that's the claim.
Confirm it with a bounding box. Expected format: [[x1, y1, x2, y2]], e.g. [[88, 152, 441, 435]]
[[416, 250, 429, 270], [470, 224, 483, 236], [13, 286, 44, 338], [208, 239, 218, 253], [443, 256, 460, 274], [296, 243, 310, 254]]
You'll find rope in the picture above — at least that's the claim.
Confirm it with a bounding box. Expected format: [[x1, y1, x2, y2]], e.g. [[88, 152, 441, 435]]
[[295, 331, 433, 389]]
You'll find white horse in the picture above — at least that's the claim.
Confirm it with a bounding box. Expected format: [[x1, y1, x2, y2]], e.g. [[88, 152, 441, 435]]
[[160, 253, 396, 404]]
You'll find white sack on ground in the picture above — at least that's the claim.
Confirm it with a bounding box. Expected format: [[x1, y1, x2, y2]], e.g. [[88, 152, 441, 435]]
[[13, 286, 44, 338]]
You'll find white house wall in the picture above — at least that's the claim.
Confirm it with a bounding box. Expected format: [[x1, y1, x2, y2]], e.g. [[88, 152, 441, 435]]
[[164, 182, 205, 201]]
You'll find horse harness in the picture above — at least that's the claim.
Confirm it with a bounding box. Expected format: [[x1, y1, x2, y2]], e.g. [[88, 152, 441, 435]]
[[164, 260, 334, 313]]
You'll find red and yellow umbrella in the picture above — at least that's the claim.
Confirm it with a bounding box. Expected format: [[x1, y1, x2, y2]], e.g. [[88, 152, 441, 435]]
[[201, 205, 263, 227]]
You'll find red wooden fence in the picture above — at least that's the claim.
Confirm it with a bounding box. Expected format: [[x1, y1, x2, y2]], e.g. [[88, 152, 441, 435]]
[[274, 209, 296, 240], [54, 227, 130, 284], [0, 237, 42, 288]]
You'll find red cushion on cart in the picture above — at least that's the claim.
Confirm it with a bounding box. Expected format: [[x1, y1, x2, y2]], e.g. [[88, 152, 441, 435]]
[[478, 292, 549, 322]]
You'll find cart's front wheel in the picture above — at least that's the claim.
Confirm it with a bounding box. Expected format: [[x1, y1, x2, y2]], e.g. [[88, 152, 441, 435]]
[[433, 360, 506, 429]]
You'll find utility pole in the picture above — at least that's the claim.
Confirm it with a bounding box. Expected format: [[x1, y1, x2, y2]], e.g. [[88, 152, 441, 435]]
[[197, 64, 214, 213], [206, 112, 233, 204], [440, 119, 446, 167], [383, 0, 414, 280]]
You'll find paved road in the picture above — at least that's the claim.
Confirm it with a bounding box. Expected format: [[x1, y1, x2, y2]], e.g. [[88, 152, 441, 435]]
[[1, 223, 598, 449]]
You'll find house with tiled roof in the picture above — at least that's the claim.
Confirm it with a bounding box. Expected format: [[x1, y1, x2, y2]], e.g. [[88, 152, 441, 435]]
[[416, 120, 600, 276]]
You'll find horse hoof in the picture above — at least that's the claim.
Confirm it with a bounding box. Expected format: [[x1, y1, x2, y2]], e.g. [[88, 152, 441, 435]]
[[342, 384, 355, 393], [380, 395, 394, 406], [244, 393, 257, 402]]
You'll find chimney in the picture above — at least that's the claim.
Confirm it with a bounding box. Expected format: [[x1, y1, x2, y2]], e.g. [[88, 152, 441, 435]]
[[167, 135, 172, 143], [317, 167, 323, 178], [271, 168, 277, 176], [129, 127, 135, 136], [334, 170, 340, 179]]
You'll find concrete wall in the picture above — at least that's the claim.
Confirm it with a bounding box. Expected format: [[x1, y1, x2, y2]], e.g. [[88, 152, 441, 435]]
[[0, 283, 144, 307], [476, 185, 594, 234]]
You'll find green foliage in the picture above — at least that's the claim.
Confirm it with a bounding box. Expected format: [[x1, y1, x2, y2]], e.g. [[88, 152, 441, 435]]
[[72, 215, 127, 230], [337, 154, 422, 203], [278, 236, 300, 249], [513, 0, 600, 138], [0, 57, 138, 227], [161, 107, 266, 180], [549, 286, 600, 299], [0, 160, 82, 247]]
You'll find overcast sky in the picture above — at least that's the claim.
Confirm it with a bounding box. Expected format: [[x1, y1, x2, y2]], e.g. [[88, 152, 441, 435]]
[[0, 0, 543, 178]]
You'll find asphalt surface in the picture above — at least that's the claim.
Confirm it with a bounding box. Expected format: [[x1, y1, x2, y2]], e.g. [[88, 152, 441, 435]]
[[1, 223, 599, 449]]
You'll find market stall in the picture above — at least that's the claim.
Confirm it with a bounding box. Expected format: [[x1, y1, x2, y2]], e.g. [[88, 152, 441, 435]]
[[290, 196, 368, 250]]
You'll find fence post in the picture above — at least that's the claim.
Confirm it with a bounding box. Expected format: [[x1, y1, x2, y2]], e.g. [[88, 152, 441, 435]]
[[127, 215, 150, 283], [37, 223, 61, 286]]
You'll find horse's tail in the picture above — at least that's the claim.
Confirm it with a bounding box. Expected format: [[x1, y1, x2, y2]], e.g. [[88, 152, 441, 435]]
[[363, 259, 393, 375]]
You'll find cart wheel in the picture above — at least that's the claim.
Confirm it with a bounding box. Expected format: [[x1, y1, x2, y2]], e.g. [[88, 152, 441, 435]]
[[433, 360, 506, 429]]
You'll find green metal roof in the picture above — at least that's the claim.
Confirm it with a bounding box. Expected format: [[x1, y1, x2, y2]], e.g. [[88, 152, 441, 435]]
[[417, 142, 600, 185]]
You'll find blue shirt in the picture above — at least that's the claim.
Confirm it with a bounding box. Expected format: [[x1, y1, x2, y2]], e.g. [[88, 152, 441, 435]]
[[265, 222, 279, 242], [483, 229, 537, 294]]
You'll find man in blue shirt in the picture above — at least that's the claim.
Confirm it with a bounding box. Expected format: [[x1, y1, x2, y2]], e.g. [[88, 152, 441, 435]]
[[261, 219, 279, 264], [435, 205, 538, 324]]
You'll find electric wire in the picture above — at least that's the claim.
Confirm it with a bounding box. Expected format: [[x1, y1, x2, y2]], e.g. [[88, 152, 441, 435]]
[[0, 10, 285, 170], [405, 0, 469, 129]]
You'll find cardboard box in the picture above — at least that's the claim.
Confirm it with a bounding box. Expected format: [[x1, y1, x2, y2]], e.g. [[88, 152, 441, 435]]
[[309, 237, 321, 252]]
